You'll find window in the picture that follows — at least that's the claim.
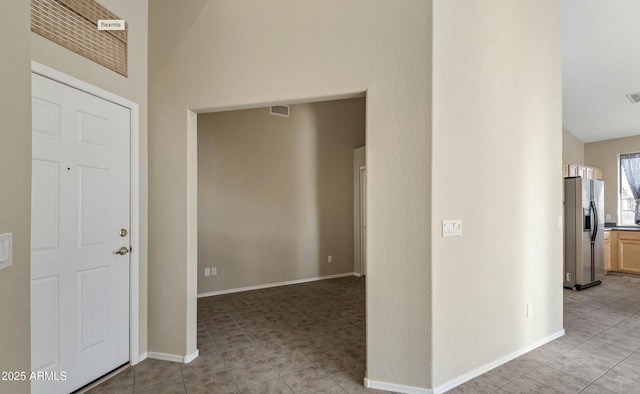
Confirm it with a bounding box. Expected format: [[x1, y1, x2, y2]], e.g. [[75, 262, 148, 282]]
[[31, 0, 127, 76], [619, 153, 640, 225]]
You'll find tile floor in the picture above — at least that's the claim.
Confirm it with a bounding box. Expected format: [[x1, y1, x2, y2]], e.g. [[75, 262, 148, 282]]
[[449, 273, 640, 394], [88, 276, 369, 394], [89, 274, 640, 394]]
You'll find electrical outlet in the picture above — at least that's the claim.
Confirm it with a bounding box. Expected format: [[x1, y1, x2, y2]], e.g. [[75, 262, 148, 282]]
[[328, 256, 333, 263], [211, 267, 217, 276], [442, 220, 462, 237], [0, 233, 12, 271], [526, 304, 533, 318], [204, 267, 211, 277], [606, 214, 612, 221], [566, 272, 571, 282]]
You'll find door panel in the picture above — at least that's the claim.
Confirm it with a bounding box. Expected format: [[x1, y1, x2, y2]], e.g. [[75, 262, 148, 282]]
[[31, 160, 60, 253], [619, 239, 640, 274], [78, 111, 109, 148], [31, 276, 59, 371], [78, 166, 109, 247], [32, 98, 60, 139], [77, 267, 108, 352], [31, 73, 131, 394]]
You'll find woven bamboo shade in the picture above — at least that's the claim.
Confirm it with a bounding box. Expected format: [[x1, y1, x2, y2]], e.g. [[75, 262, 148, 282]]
[[31, 0, 128, 76]]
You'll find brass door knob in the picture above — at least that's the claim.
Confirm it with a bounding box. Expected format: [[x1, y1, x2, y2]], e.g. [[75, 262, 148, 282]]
[[114, 246, 130, 255]]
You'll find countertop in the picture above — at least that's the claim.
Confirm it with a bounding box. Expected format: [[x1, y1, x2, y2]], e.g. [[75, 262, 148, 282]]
[[604, 226, 640, 232]]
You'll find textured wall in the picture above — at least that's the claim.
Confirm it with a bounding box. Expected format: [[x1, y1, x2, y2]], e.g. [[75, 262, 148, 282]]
[[431, 0, 563, 388], [149, 0, 433, 387], [563, 128, 585, 165], [0, 1, 32, 392], [197, 99, 365, 293]]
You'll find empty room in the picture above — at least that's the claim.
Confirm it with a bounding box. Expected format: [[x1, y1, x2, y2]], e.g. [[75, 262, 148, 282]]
[[7, 1, 640, 394]]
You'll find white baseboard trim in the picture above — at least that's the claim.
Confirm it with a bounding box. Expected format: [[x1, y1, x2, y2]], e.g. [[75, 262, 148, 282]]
[[362, 329, 565, 394], [135, 352, 148, 365], [147, 349, 200, 364], [197, 272, 356, 298], [147, 352, 182, 363], [353, 272, 363, 277], [184, 349, 199, 363], [364, 378, 431, 394], [432, 329, 565, 394]]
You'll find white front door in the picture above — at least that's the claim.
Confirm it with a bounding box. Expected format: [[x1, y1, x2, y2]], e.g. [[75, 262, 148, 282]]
[[31, 73, 131, 394]]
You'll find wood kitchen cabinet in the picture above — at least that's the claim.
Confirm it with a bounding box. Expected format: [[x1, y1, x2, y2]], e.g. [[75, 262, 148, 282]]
[[617, 231, 640, 275], [593, 167, 603, 180], [605, 230, 640, 275], [563, 164, 603, 180]]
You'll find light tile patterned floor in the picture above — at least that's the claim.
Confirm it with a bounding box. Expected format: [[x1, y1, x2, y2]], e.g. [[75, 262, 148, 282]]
[[90, 274, 640, 394], [449, 274, 640, 394]]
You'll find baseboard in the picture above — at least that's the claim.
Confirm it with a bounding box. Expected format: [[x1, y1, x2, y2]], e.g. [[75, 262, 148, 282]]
[[184, 349, 199, 363], [363, 329, 565, 394], [197, 272, 356, 298], [432, 329, 566, 394], [135, 352, 148, 365], [147, 349, 200, 364], [364, 378, 431, 394], [353, 272, 363, 277]]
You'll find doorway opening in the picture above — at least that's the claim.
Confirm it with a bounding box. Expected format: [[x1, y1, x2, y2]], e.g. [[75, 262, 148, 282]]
[[194, 94, 368, 388]]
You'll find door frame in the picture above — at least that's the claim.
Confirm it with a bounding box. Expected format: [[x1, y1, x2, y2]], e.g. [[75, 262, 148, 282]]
[[359, 165, 367, 276], [31, 61, 142, 365]]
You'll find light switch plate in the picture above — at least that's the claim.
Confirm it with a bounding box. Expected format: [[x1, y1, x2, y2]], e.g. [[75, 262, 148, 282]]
[[442, 220, 462, 237], [0, 233, 12, 271]]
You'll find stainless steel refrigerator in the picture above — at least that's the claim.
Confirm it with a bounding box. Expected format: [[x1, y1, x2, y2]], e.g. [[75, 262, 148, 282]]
[[564, 177, 604, 290]]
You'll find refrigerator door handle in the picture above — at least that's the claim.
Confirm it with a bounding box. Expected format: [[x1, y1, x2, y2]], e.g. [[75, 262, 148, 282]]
[[592, 200, 596, 241]]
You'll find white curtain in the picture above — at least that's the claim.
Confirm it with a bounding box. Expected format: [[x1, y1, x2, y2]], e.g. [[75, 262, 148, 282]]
[[620, 153, 640, 224]]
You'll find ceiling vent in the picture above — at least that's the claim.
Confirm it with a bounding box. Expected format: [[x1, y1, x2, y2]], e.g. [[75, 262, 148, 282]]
[[626, 92, 640, 104], [270, 105, 290, 117]]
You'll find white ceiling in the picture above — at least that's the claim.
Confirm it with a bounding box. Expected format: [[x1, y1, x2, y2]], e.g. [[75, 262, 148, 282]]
[[562, 0, 640, 143]]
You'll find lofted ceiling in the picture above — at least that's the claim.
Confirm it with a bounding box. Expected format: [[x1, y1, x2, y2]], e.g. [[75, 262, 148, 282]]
[[562, 0, 640, 143]]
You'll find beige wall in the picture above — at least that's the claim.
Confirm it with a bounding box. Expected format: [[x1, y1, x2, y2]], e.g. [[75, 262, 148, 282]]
[[0, 1, 565, 391], [149, 0, 433, 386], [431, 1, 563, 388], [0, 1, 32, 392], [197, 99, 365, 293], [585, 135, 640, 223], [149, 0, 562, 390], [563, 128, 585, 165], [30, 0, 149, 357]]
